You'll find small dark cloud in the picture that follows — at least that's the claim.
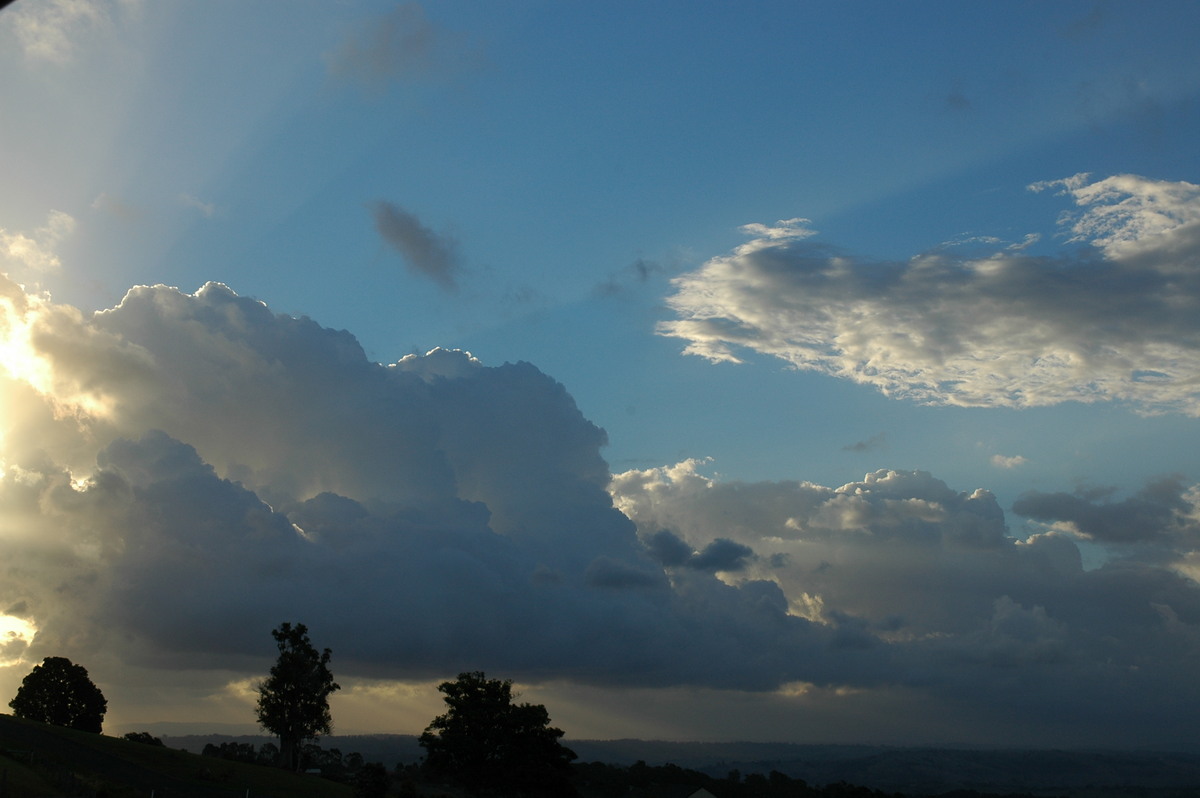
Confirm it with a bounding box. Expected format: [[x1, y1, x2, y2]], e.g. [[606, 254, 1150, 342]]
[[843, 432, 887, 453], [504, 283, 546, 306], [644, 529, 693, 566], [1063, 3, 1106, 38], [945, 89, 972, 111], [323, 2, 479, 90], [644, 530, 756, 572], [688, 538, 755, 573], [593, 258, 665, 298], [370, 201, 460, 291]]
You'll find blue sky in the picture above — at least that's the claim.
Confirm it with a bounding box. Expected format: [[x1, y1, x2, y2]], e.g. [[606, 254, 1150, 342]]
[[2, 0, 1200, 748]]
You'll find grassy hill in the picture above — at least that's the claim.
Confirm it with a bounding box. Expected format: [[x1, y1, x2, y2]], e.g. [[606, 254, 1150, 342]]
[[0, 713, 353, 797]]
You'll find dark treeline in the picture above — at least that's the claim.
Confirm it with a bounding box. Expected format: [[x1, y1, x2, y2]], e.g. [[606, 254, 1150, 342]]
[[573, 759, 1057, 798], [201, 739, 392, 796], [197, 738, 1056, 798]]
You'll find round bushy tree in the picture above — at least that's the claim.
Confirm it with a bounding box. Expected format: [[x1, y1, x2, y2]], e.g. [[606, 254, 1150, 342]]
[[10, 656, 107, 733], [420, 671, 577, 797]]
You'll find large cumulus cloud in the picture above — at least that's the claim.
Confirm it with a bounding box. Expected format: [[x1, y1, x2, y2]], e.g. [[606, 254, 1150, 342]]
[[0, 275, 852, 692], [658, 174, 1200, 414], [611, 460, 1200, 742], [5, 272, 1200, 745]]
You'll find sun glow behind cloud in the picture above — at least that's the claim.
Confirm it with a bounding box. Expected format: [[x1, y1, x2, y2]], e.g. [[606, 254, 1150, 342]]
[[0, 614, 38, 667], [0, 293, 54, 396], [0, 288, 116, 424]]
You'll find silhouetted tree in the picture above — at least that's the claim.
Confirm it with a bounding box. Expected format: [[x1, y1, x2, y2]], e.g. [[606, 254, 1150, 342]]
[[257, 741, 280, 766], [419, 671, 577, 797], [353, 761, 390, 798], [255, 622, 339, 771], [9, 656, 107, 733], [122, 731, 164, 746]]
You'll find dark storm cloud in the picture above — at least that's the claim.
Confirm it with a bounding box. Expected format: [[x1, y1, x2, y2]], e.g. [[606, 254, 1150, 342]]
[[611, 459, 1200, 741], [370, 200, 460, 291], [1014, 476, 1200, 545], [0, 276, 863, 691]]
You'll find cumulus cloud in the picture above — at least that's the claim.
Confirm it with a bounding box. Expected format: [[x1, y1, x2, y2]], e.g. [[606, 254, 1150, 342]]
[[370, 200, 460, 291], [658, 174, 1200, 415], [611, 459, 1200, 743], [0, 275, 857, 694], [5, 272, 1200, 745], [323, 2, 477, 89]]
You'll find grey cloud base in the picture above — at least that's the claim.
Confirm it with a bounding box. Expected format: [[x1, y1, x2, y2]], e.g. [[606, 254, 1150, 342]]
[[0, 278, 840, 689], [611, 461, 1200, 745], [3, 275, 1200, 746]]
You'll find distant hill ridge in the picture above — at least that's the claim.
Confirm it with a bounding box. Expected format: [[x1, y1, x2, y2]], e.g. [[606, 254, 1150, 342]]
[[159, 732, 1200, 795]]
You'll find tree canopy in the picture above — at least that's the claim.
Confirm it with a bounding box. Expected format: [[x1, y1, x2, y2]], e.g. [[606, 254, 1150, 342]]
[[9, 656, 107, 733], [420, 671, 577, 797], [254, 622, 339, 771]]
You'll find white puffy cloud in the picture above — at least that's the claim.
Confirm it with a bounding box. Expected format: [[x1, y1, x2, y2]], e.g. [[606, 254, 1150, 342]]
[[991, 453, 1028, 469], [658, 174, 1200, 415]]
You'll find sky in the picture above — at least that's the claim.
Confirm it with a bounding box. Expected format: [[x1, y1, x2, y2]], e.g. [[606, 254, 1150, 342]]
[[2, 0, 1200, 751]]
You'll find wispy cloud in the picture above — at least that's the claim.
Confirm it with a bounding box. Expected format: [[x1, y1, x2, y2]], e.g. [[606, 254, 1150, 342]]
[[178, 194, 216, 218], [2, 0, 133, 65], [843, 432, 887, 453], [659, 174, 1200, 415], [370, 201, 460, 291], [91, 192, 140, 222], [0, 210, 75, 275], [594, 258, 665, 298]]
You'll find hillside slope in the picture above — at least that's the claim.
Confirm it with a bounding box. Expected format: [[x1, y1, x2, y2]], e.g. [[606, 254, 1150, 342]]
[[0, 714, 352, 797]]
